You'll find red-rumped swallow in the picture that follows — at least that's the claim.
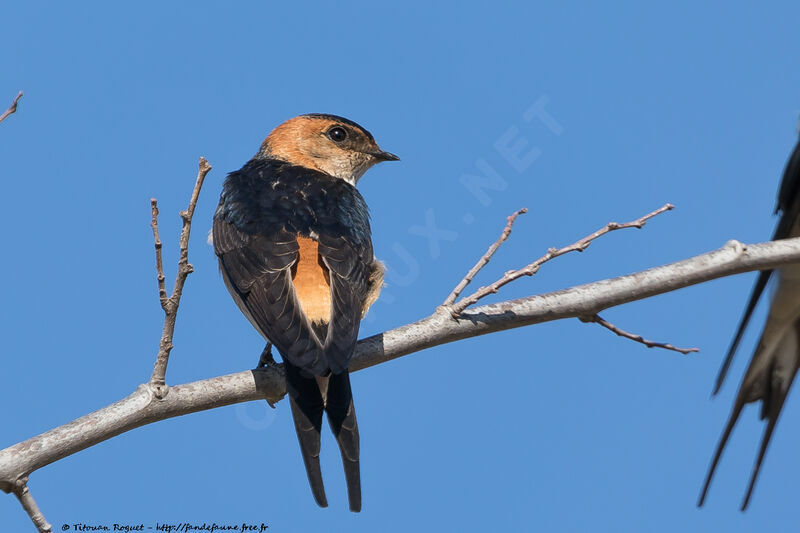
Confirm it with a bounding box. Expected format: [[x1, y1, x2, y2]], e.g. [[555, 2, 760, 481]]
[[699, 128, 800, 509], [212, 114, 397, 512]]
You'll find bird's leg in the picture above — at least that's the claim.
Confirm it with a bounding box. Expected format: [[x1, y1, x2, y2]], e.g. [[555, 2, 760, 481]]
[[257, 342, 276, 368]]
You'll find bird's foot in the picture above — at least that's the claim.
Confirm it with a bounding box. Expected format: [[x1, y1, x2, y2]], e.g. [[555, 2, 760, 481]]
[[256, 342, 280, 408], [257, 342, 276, 368]]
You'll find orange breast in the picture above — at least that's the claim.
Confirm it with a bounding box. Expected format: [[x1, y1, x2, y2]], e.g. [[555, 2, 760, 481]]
[[293, 236, 331, 324]]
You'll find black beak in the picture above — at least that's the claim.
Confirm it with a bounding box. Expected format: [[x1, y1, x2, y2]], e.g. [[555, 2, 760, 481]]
[[370, 150, 400, 162]]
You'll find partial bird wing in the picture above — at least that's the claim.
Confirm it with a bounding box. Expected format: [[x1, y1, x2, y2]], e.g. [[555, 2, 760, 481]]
[[212, 222, 323, 370], [713, 271, 772, 395], [777, 135, 800, 216], [714, 138, 800, 394], [700, 133, 800, 509], [316, 232, 374, 372]]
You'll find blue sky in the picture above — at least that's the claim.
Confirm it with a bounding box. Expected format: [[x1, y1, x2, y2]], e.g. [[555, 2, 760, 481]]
[[1, 2, 799, 532]]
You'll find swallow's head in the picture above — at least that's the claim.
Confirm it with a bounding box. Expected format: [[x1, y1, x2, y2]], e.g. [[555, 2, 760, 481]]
[[259, 114, 399, 185]]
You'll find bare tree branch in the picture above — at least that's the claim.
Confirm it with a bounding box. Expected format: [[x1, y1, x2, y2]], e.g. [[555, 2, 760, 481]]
[[0, 91, 22, 125], [12, 478, 51, 533], [149, 157, 212, 395], [449, 203, 675, 315], [580, 314, 700, 355], [443, 207, 527, 306], [2, 236, 799, 498], [0, 153, 792, 526]]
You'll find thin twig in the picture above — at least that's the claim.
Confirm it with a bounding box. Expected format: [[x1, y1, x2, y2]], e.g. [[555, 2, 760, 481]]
[[0, 91, 23, 125], [580, 314, 699, 355], [12, 478, 52, 533], [150, 200, 168, 306], [442, 207, 527, 306], [450, 203, 674, 315], [149, 157, 212, 395]]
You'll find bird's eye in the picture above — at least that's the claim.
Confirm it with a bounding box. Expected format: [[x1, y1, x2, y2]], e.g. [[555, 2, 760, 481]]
[[327, 126, 348, 143]]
